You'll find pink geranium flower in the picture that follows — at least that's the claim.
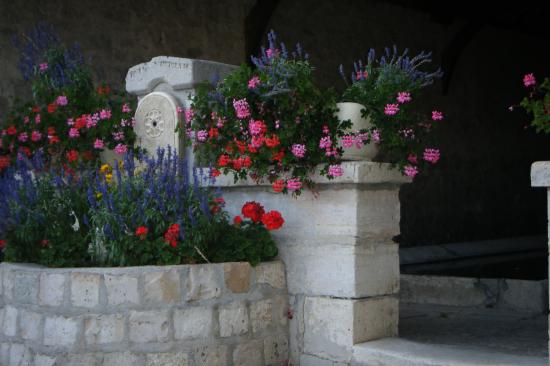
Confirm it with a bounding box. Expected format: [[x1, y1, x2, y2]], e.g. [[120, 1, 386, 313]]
[[94, 139, 105, 149], [397, 92, 411, 104], [39, 63, 48, 72], [68, 128, 80, 138], [319, 136, 332, 149], [404, 165, 419, 178], [196, 130, 208, 142], [233, 99, 251, 119], [56, 95, 68, 106], [328, 164, 344, 177], [114, 143, 127, 155], [341, 135, 354, 148], [122, 104, 132, 113], [291, 144, 306, 158], [286, 178, 302, 190], [31, 131, 42, 142], [523, 73, 536, 87], [431, 110, 444, 121], [384, 104, 399, 116], [423, 148, 440, 164], [248, 76, 260, 89]]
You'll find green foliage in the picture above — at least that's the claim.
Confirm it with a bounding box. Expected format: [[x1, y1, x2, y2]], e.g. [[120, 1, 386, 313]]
[[520, 78, 550, 134]]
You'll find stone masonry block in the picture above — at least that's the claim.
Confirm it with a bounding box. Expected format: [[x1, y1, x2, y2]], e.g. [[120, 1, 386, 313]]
[[104, 274, 139, 306], [232, 340, 263, 366], [255, 261, 285, 289], [219, 301, 248, 337], [3, 306, 18, 337], [129, 310, 170, 343], [8, 343, 32, 366], [84, 314, 125, 345], [224, 263, 251, 293], [64, 353, 97, 366], [187, 265, 222, 301], [43, 315, 80, 348], [103, 352, 143, 366], [146, 352, 189, 366], [13, 271, 38, 304], [192, 345, 228, 366], [250, 299, 273, 333], [264, 335, 289, 364], [303, 296, 398, 362], [70, 273, 101, 308], [39, 273, 66, 307], [143, 269, 181, 304], [19, 309, 42, 341], [174, 306, 215, 340], [3, 269, 14, 301], [34, 354, 57, 366]]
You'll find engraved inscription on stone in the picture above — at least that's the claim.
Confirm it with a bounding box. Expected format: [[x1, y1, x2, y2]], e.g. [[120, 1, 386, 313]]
[[144, 109, 165, 138], [135, 92, 181, 154]]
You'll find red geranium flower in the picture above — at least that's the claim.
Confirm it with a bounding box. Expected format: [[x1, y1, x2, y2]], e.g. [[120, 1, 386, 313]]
[[272, 150, 285, 162], [218, 154, 230, 167], [242, 156, 252, 168], [241, 201, 265, 223], [164, 223, 180, 247], [265, 134, 280, 148], [66, 150, 79, 163], [235, 140, 247, 154], [208, 127, 219, 138], [272, 179, 285, 193], [19, 147, 31, 157], [261, 210, 284, 230], [232, 158, 242, 171], [0, 240, 6, 249], [7, 126, 17, 135], [47, 103, 57, 113], [49, 135, 60, 144], [0, 155, 10, 171], [233, 215, 243, 225], [211, 168, 221, 177], [31, 106, 40, 113], [75, 115, 87, 129], [135, 226, 148, 240], [248, 144, 258, 153]]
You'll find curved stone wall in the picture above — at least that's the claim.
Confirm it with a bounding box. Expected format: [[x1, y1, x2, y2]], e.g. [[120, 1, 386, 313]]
[[0, 261, 289, 366]]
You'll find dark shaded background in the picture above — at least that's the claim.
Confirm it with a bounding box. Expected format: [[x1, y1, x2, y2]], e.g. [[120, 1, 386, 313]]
[[1, 0, 549, 246]]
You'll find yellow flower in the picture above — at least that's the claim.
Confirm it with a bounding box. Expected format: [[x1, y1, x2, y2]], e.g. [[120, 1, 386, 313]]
[[95, 192, 102, 199], [105, 173, 113, 183], [100, 164, 111, 174]]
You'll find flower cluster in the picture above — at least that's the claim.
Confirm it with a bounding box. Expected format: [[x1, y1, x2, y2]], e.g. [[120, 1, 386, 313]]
[[188, 31, 350, 195], [234, 201, 284, 231], [339, 46, 444, 178], [0, 24, 138, 172], [0, 148, 279, 267], [515, 73, 550, 134]]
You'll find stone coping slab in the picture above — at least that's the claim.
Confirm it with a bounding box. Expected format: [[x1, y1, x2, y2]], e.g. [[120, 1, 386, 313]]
[[211, 161, 411, 188], [531, 161, 550, 187]]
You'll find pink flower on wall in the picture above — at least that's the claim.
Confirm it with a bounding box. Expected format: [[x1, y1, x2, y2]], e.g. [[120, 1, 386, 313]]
[[286, 178, 302, 190], [523, 73, 536, 87], [233, 99, 251, 119], [291, 144, 306, 158], [248, 76, 260, 89], [397, 92, 411, 104], [31, 131, 42, 142], [423, 148, 440, 164], [384, 104, 399, 115], [68, 128, 80, 138], [114, 144, 127, 155], [56, 95, 68, 106], [328, 164, 344, 177], [431, 110, 444, 121], [404, 165, 419, 178], [94, 139, 105, 149]]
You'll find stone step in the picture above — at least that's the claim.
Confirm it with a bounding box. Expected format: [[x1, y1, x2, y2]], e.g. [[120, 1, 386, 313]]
[[352, 338, 548, 366], [400, 274, 548, 313]]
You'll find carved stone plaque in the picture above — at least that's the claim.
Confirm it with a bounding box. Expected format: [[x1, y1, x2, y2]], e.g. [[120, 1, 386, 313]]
[[134, 92, 180, 154]]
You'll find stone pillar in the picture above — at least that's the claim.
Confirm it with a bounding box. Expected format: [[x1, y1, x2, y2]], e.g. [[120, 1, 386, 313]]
[[125, 57, 236, 155], [214, 161, 410, 365], [530, 161, 550, 356]]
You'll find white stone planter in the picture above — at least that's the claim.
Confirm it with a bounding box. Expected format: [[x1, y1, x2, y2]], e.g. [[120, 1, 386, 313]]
[[0, 261, 288, 365], [336, 102, 379, 161]]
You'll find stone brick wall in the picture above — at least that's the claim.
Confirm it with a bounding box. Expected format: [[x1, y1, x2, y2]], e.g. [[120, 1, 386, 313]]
[[0, 261, 289, 366]]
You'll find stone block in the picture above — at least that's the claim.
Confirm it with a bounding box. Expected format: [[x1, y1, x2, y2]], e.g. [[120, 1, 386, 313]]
[[232, 340, 263, 366], [64, 353, 97, 366], [0, 343, 9, 366], [219, 301, 249, 337], [3, 306, 18, 337], [303, 296, 398, 362], [250, 299, 273, 333], [129, 310, 170, 343], [354, 243, 400, 297], [255, 261, 285, 289], [34, 354, 56, 366], [187, 265, 222, 301], [273, 295, 289, 327], [13, 271, 38, 304], [70, 273, 101, 308], [104, 274, 139, 306], [43, 316, 80, 348], [103, 352, 142, 366], [263, 335, 289, 364], [19, 310, 42, 341], [39, 273, 66, 307], [84, 314, 125, 345], [3, 269, 14, 301], [174, 306, 215, 340], [8, 343, 32, 366], [300, 354, 336, 366], [145, 352, 188, 366], [143, 269, 181, 304], [224, 262, 251, 293], [193, 345, 228, 366], [356, 189, 401, 240]]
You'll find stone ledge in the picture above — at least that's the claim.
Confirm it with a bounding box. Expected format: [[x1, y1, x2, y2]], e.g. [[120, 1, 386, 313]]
[[211, 161, 411, 188], [531, 161, 550, 187]]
